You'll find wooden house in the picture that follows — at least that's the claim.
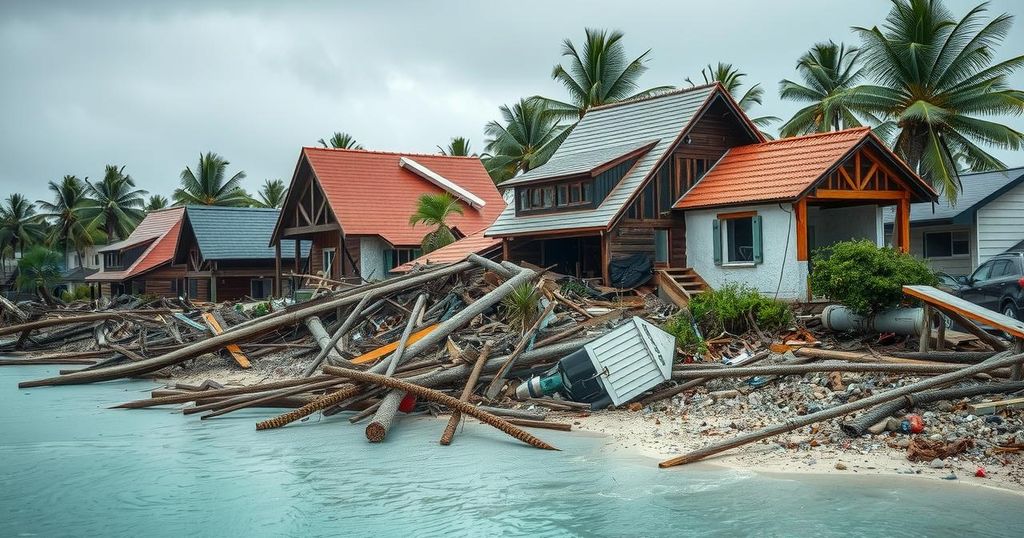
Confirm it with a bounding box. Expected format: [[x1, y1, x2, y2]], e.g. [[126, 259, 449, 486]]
[[85, 207, 186, 298], [174, 206, 308, 302], [486, 83, 938, 302], [269, 148, 504, 292], [883, 166, 1024, 276]]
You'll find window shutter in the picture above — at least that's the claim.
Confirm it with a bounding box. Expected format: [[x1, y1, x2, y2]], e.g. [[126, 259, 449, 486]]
[[384, 250, 394, 271], [712, 219, 722, 265], [752, 215, 763, 264]]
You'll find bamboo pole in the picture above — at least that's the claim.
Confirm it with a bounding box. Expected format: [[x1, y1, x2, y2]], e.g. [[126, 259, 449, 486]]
[[504, 418, 572, 431], [324, 366, 557, 450], [668, 361, 1009, 380], [112, 375, 336, 408], [658, 351, 1024, 468], [440, 341, 492, 445], [195, 378, 347, 419], [20, 262, 474, 388]]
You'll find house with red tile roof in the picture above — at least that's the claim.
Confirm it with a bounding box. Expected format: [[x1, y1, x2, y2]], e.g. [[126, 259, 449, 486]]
[[86, 207, 186, 298], [485, 83, 937, 302], [269, 148, 504, 292]]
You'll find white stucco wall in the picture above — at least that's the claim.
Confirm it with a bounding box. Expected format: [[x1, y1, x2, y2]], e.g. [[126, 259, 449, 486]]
[[976, 181, 1024, 265], [685, 203, 807, 301], [359, 236, 387, 281]]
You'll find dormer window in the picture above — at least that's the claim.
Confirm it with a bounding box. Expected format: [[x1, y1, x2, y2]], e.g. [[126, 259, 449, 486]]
[[516, 180, 594, 214]]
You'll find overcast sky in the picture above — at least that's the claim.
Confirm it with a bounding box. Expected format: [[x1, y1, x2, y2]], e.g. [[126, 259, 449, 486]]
[[2, 0, 1022, 205]]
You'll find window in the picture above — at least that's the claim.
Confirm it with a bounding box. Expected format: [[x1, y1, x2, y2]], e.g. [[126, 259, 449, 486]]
[[924, 231, 969, 258], [188, 279, 199, 299], [250, 278, 274, 299], [384, 248, 422, 271], [94, 255, 100, 266], [654, 230, 669, 264], [516, 181, 594, 213], [971, 261, 994, 282], [322, 248, 336, 278], [990, 259, 1014, 279], [713, 213, 763, 266]]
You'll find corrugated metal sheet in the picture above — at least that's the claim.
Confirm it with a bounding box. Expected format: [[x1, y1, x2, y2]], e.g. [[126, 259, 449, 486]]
[[882, 166, 1024, 224], [185, 206, 309, 261], [486, 85, 718, 237], [584, 318, 674, 406], [500, 139, 657, 186]]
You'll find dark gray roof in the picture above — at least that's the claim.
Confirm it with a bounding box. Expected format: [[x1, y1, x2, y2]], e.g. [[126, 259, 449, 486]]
[[883, 166, 1024, 224], [488, 85, 735, 236], [63, 266, 98, 282], [184, 206, 310, 260], [500, 139, 659, 186]]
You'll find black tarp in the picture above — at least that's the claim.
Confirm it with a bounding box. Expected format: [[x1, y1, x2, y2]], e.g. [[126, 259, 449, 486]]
[[608, 254, 653, 289]]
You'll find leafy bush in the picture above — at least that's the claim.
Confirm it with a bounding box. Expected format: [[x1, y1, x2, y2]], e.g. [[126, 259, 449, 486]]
[[810, 240, 937, 316], [663, 312, 708, 356], [689, 283, 793, 335], [559, 279, 590, 298], [251, 302, 271, 317], [61, 286, 92, 302]]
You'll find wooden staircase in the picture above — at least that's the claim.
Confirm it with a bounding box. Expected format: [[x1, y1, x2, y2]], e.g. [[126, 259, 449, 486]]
[[655, 267, 710, 307]]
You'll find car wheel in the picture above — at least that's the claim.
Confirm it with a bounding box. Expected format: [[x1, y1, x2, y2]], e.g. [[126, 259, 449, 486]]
[[1001, 303, 1019, 339]]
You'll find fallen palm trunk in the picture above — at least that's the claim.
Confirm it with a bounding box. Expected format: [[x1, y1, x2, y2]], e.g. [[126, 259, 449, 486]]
[[324, 366, 557, 450], [255, 385, 364, 430], [301, 316, 356, 376], [794, 347, 950, 365], [0, 310, 173, 338], [440, 342, 492, 445], [113, 375, 336, 409], [886, 351, 997, 363], [840, 381, 1024, 436], [196, 378, 347, 419], [20, 262, 474, 388], [361, 294, 429, 442], [640, 351, 771, 406], [254, 337, 593, 430], [658, 351, 1024, 468], [669, 361, 1010, 380]]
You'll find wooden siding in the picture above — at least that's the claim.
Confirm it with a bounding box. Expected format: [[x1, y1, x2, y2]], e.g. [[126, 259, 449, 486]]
[[975, 180, 1024, 265], [594, 157, 638, 205]]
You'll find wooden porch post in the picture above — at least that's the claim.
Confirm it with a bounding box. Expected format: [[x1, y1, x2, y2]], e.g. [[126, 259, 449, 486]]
[[210, 262, 218, 303], [896, 196, 911, 253], [502, 239, 511, 262], [337, 232, 345, 280], [274, 241, 282, 298], [794, 199, 808, 261]]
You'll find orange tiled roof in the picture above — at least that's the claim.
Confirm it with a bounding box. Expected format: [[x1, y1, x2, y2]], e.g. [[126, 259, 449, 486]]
[[675, 128, 877, 210], [391, 230, 501, 273], [302, 148, 505, 246], [86, 208, 184, 282]]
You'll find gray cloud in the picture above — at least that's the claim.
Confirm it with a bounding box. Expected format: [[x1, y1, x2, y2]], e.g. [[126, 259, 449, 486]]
[[2, 0, 1022, 204]]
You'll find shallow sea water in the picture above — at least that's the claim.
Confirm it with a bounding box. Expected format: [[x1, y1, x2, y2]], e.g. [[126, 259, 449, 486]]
[[2, 365, 1022, 537]]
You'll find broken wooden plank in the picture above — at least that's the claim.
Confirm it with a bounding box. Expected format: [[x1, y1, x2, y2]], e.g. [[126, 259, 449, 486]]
[[351, 324, 440, 365], [968, 397, 1024, 416], [201, 312, 251, 368]]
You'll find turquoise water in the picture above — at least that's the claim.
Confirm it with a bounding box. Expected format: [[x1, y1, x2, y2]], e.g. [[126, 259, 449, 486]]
[[2, 365, 1022, 537]]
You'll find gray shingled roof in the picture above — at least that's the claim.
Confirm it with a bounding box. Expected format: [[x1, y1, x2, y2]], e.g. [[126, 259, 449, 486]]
[[500, 139, 659, 187], [487, 85, 722, 237], [184, 206, 310, 260], [883, 166, 1024, 224]]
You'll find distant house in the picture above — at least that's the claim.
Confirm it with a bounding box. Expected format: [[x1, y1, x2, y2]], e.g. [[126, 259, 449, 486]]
[[61, 244, 102, 295], [882, 166, 1024, 276], [269, 148, 504, 291], [487, 83, 937, 302], [173, 206, 309, 302], [86, 208, 186, 298]]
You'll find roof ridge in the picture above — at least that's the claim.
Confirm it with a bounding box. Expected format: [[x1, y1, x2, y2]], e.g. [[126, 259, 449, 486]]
[[186, 205, 280, 211], [303, 146, 481, 159], [752, 127, 871, 146], [585, 83, 718, 114]]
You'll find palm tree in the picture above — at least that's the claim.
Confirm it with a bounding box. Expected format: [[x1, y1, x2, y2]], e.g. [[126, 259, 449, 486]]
[[255, 179, 288, 208], [173, 152, 250, 207], [145, 195, 169, 211], [688, 63, 781, 131], [15, 246, 63, 306], [318, 132, 363, 149], [409, 193, 464, 253], [779, 42, 875, 137], [36, 175, 93, 269], [437, 137, 474, 157], [848, 0, 1024, 203], [483, 98, 571, 182], [539, 28, 674, 120], [0, 193, 45, 257], [82, 165, 147, 241]]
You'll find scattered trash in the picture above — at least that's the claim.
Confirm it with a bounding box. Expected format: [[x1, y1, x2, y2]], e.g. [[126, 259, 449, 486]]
[[900, 414, 925, 434]]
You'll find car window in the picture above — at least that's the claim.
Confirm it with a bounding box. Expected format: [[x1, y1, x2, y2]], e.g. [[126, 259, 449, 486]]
[[971, 261, 994, 282], [990, 259, 1012, 278]]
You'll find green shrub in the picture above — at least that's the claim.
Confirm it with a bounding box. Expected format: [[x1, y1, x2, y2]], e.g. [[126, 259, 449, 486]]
[[663, 312, 708, 356], [251, 302, 271, 317], [810, 240, 937, 316], [559, 280, 590, 298], [61, 286, 92, 302], [689, 283, 793, 335]]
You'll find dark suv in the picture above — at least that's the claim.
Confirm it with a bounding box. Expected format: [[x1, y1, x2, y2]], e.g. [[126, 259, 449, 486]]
[[955, 251, 1024, 321]]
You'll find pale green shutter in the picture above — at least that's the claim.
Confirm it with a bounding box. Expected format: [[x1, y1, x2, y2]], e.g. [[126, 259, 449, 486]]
[[384, 250, 394, 270], [752, 215, 763, 264], [712, 219, 722, 265]]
